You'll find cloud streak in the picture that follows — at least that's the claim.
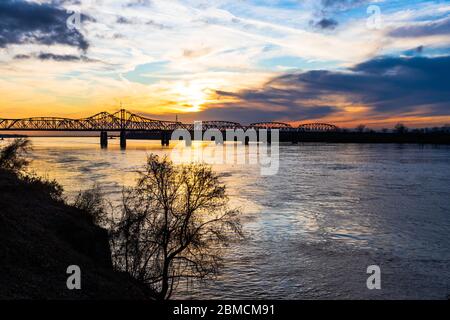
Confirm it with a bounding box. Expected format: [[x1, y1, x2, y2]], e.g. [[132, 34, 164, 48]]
[[14, 52, 93, 62], [389, 16, 450, 38]]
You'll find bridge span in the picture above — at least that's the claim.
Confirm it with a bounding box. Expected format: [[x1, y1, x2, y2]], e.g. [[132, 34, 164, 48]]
[[0, 109, 339, 148]]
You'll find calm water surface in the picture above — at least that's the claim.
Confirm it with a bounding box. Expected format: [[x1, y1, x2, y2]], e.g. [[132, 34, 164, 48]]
[[7, 137, 450, 299]]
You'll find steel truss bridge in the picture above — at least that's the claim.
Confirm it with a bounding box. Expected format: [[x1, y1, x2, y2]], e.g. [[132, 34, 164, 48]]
[[0, 109, 338, 148]]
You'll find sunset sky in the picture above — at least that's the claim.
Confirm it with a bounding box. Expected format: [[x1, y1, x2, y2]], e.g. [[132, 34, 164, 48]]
[[1, 0, 450, 128]]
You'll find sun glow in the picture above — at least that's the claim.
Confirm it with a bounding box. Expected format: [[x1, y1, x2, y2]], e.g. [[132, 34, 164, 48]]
[[173, 82, 210, 113]]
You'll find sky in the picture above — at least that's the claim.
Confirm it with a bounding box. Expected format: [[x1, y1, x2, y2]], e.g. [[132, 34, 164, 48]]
[[0, 0, 450, 128]]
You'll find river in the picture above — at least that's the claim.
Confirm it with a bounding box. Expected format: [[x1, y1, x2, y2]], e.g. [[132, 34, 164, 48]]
[[6, 137, 450, 299]]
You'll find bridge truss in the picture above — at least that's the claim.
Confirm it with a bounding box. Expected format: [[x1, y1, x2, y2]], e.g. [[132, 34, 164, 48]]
[[0, 109, 338, 132], [249, 122, 292, 129], [0, 110, 185, 131], [298, 123, 338, 132]]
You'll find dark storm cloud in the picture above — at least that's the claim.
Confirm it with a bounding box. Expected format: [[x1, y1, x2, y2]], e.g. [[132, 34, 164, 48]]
[[292, 55, 450, 115], [206, 55, 450, 122], [314, 18, 338, 30], [0, 0, 89, 51], [389, 17, 450, 38], [198, 86, 341, 123]]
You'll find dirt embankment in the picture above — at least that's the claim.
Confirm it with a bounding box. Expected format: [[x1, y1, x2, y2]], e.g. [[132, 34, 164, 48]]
[[0, 169, 152, 299]]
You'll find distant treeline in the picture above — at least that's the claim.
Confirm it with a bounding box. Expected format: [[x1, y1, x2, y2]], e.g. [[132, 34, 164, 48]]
[[127, 125, 450, 145], [283, 131, 450, 144], [349, 123, 450, 134]]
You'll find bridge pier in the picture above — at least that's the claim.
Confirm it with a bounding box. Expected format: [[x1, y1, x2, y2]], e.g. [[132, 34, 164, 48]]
[[120, 130, 127, 149], [161, 131, 170, 146], [213, 131, 224, 145], [100, 131, 108, 148], [256, 130, 272, 144]]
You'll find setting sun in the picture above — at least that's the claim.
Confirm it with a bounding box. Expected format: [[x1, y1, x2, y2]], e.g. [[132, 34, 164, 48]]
[[172, 82, 209, 113]]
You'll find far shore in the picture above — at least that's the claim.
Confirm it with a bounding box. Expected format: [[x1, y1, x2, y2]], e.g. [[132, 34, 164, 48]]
[[2, 131, 450, 145]]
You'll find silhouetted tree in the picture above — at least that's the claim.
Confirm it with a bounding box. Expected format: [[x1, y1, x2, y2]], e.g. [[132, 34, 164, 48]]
[[73, 184, 109, 225], [0, 138, 63, 201], [20, 172, 64, 201], [355, 124, 366, 133], [110, 155, 243, 300], [0, 138, 31, 172], [394, 123, 408, 134], [442, 124, 450, 132]]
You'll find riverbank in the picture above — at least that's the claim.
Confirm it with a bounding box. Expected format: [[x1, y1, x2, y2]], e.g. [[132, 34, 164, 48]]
[[0, 169, 153, 299], [126, 131, 450, 144]]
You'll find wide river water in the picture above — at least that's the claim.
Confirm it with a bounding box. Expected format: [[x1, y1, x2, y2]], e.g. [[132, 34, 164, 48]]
[[6, 137, 450, 299]]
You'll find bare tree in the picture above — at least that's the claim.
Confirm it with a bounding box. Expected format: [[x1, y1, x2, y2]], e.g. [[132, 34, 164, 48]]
[[73, 184, 109, 225], [0, 138, 31, 172], [443, 124, 450, 132], [355, 124, 366, 133], [110, 155, 243, 300], [394, 123, 408, 134], [0, 138, 63, 201]]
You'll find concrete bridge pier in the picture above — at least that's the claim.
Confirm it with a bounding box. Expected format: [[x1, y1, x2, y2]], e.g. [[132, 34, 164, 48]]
[[177, 135, 192, 147], [256, 130, 272, 144], [100, 131, 108, 148], [209, 132, 224, 145], [161, 131, 170, 146], [120, 130, 127, 149], [214, 131, 224, 145]]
